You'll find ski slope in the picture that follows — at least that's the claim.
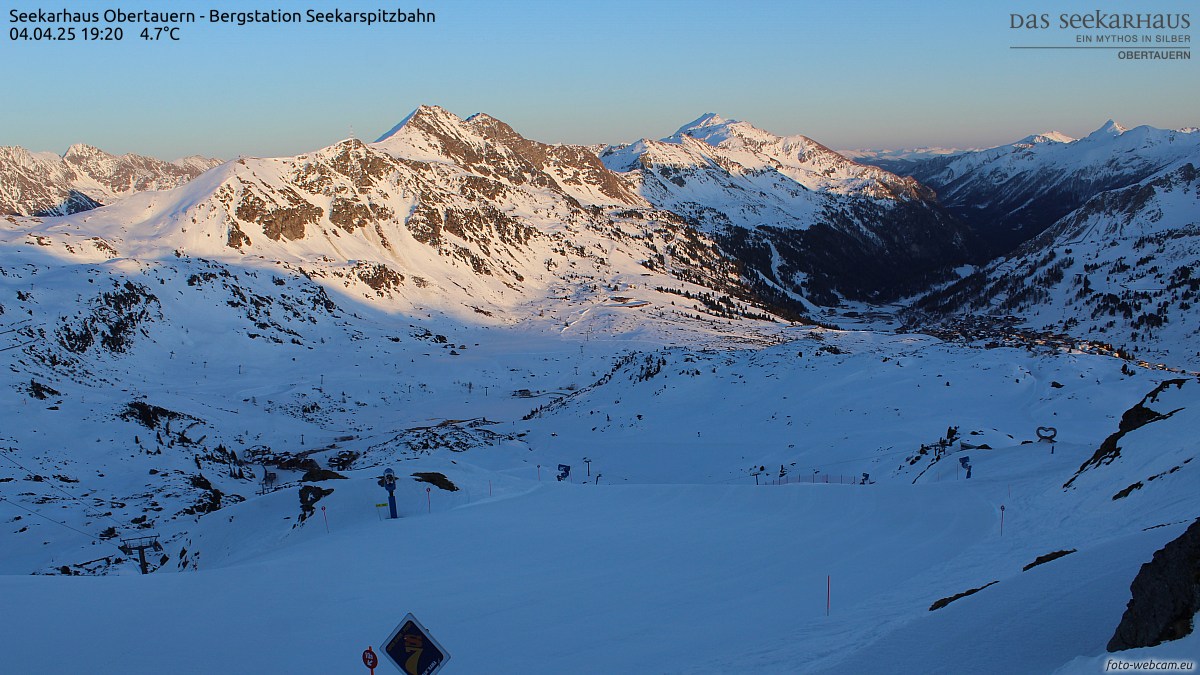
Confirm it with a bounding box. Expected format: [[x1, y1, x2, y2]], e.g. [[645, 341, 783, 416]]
[[2, 302, 1197, 672], [0, 436, 1193, 673]]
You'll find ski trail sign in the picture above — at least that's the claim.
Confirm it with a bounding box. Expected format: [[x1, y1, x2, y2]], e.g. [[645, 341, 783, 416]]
[[381, 613, 450, 675]]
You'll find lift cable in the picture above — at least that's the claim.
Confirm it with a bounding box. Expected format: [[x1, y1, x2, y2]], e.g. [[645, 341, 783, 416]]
[[0, 495, 126, 555], [0, 450, 131, 533]]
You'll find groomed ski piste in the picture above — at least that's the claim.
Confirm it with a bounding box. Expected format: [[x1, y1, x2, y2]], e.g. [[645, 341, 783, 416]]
[[1, 260, 1197, 672]]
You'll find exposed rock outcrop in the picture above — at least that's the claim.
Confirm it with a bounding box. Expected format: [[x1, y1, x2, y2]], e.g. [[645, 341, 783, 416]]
[[0, 144, 220, 216], [1108, 518, 1200, 651]]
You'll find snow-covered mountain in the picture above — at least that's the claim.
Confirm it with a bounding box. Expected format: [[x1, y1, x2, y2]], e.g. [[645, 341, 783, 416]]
[[3, 106, 984, 323], [376, 107, 643, 207], [2, 108, 1199, 673], [601, 114, 976, 305], [601, 113, 932, 212], [908, 161, 1200, 369], [879, 121, 1200, 255], [0, 143, 222, 216], [2, 106, 795, 345]]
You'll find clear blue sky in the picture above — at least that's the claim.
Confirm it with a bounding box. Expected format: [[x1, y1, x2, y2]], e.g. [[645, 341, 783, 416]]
[[1, 0, 1195, 159]]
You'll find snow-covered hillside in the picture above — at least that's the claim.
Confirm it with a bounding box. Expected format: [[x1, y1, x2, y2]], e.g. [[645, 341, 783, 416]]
[[909, 162, 1200, 370], [0, 143, 221, 216], [1, 255, 1196, 671]]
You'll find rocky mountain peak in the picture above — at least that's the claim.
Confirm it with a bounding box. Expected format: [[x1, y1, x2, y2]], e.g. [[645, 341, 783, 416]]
[[372, 106, 641, 207], [0, 144, 54, 169], [63, 143, 109, 160], [676, 112, 730, 131], [1, 143, 220, 217], [374, 104, 471, 146], [672, 113, 783, 149], [464, 111, 504, 128], [1014, 132, 1075, 147], [1088, 119, 1129, 139], [463, 112, 528, 147]]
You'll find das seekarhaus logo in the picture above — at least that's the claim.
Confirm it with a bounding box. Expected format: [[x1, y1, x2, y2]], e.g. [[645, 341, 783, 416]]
[[1009, 10, 1191, 59]]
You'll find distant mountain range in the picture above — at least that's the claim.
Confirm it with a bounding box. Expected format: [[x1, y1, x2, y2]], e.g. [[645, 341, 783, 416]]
[[856, 121, 1200, 256], [0, 107, 976, 322], [0, 144, 221, 216], [1, 110, 1196, 364], [839, 146, 977, 164]]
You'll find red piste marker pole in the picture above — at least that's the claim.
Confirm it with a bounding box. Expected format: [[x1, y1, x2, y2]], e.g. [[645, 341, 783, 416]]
[[321, 505, 329, 533], [1000, 505, 1006, 536], [426, 487, 431, 514], [362, 646, 378, 674]]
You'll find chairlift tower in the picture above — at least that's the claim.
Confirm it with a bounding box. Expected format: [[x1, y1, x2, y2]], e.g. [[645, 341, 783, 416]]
[[258, 464, 278, 495], [119, 535, 164, 575]]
